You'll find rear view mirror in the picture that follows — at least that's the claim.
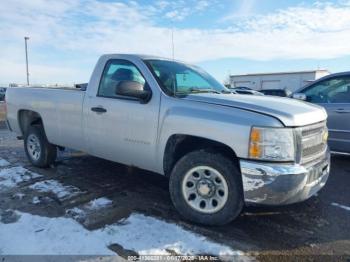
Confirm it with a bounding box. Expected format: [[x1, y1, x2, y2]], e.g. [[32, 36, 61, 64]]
[[115, 80, 151, 103], [292, 93, 307, 101]]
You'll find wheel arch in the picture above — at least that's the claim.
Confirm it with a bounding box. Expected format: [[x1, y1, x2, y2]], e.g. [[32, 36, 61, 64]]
[[18, 109, 44, 136], [163, 134, 240, 177]]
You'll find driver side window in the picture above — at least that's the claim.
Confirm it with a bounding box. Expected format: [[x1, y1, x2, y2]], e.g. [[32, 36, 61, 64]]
[[98, 60, 146, 98], [304, 77, 350, 103]]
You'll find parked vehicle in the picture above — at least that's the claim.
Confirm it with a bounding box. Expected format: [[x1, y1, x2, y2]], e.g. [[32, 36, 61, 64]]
[[6, 54, 330, 225], [232, 86, 251, 90], [0, 87, 7, 101], [260, 89, 292, 97], [75, 83, 88, 90], [230, 87, 264, 96], [293, 72, 350, 154]]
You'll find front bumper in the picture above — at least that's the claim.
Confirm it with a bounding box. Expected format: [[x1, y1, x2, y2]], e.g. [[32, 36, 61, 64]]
[[240, 151, 330, 205]]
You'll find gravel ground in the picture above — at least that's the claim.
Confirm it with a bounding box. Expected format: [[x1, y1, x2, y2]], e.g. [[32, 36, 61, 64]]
[[0, 126, 349, 261]]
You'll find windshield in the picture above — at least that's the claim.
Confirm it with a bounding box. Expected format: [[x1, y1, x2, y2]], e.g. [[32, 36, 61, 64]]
[[144, 59, 230, 96]]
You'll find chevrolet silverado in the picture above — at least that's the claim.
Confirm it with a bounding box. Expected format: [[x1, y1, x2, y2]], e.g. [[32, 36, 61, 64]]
[[5, 54, 330, 225]]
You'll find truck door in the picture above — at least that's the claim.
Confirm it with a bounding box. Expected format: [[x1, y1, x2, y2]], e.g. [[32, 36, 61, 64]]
[[84, 59, 160, 170], [302, 76, 350, 153]]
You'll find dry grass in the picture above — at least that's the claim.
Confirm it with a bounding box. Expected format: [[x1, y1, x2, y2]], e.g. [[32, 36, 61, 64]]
[[0, 102, 6, 121]]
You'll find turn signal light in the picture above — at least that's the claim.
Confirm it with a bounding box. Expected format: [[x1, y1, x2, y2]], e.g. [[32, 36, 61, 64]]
[[249, 128, 262, 158]]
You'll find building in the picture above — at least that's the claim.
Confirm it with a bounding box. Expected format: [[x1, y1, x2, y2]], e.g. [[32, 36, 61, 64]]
[[230, 70, 330, 92]]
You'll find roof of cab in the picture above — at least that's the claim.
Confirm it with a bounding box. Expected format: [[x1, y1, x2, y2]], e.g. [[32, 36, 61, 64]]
[[101, 53, 173, 61]]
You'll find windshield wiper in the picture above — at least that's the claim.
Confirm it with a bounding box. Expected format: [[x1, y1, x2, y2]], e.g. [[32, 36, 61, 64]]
[[188, 88, 221, 94]]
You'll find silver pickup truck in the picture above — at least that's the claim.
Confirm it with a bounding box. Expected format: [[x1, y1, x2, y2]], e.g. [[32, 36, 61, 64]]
[[5, 54, 330, 225]]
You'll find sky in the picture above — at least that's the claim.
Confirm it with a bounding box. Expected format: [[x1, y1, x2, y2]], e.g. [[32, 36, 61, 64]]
[[0, 0, 350, 85]]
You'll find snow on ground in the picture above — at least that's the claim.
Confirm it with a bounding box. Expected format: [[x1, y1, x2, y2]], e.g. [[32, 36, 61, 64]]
[[332, 202, 350, 211], [0, 211, 248, 259], [32, 196, 40, 204], [0, 166, 42, 188], [0, 158, 10, 167], [14, 193, 25, 200], [106, 213, 243, 257], [86, 197, 113, 210], [0, 211, 114, 255], [66, 198, 113, 220], [66, 207, 86, 220], [29, 180, 82, 200]]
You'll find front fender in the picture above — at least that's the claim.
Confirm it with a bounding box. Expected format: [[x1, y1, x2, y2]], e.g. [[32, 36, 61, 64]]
[[156, 96, 283, 174]]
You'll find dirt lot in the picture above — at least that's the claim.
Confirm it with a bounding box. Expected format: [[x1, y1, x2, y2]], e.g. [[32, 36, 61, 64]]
[[0, 124, 350, 261]]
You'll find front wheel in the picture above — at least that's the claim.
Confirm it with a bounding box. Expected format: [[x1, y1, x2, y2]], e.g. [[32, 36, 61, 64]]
[[24, 125, 57, 167], [169, 149, 243, 225]]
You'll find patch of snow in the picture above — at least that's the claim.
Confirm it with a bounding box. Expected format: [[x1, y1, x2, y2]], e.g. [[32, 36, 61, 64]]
[[14, 193, 25, 200], [331, 202, 350, 211], [0, 211, 114, 255], [66, 207, 86, 220], [29, 180, 82, 200], [86, 197, 112, 210], [32, 196, 40, 204], [0, 211, 248, 259], [66, 198, 112, 221], [0, 166, 42, 188], [108, 214, 243, 257], [0, 158, 10, 167]]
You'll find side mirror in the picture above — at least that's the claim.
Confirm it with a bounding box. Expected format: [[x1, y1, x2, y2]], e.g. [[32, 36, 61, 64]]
[[292, 93, 306, 101], [115, 80, 151, 103]]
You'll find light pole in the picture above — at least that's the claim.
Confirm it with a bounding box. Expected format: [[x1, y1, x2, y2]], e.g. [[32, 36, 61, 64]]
[[24, 36, 30, 86], [170, 21, 175, 60], [171, 27, 174, 60]]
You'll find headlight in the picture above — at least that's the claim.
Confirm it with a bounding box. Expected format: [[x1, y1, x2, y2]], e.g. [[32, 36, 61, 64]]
[[249, 127, 295, 161]]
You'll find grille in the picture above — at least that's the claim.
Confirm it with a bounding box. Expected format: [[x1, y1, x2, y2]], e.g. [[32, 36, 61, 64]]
[[303, 143, 325, 156], [300, 121, 327, 165]]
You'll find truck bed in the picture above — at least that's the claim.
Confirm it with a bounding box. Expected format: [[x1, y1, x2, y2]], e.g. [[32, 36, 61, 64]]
[[6, 86, 86, 151]]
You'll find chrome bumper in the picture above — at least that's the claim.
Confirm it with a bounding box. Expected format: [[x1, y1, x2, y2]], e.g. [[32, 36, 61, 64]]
[[240, 151, 330, 205]]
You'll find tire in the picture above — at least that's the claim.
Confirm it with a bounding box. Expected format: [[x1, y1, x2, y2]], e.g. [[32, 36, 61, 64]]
[[24, 125, 57, 167], [169, 149, 243, 225]]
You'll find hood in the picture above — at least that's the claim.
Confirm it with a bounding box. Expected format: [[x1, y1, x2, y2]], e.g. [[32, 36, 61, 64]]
[[184, 93, 327, 127]]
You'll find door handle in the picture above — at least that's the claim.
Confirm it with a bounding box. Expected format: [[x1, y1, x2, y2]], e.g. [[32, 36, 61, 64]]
[[335, 108, 350, 114], [91, 107, 107, 113]]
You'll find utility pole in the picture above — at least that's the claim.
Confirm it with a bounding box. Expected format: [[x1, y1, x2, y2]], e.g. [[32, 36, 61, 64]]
[[24, 36, 30, 86], [171, 24, 175, 60]]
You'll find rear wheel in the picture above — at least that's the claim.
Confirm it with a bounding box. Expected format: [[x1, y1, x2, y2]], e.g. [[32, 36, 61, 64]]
[[169, 149, 243, 225], [24, 125, 57, 167]]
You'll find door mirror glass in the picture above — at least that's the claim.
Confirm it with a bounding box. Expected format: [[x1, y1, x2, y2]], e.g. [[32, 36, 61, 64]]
[[115, 80, 151, 102], [292, 93, 306, 101]]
